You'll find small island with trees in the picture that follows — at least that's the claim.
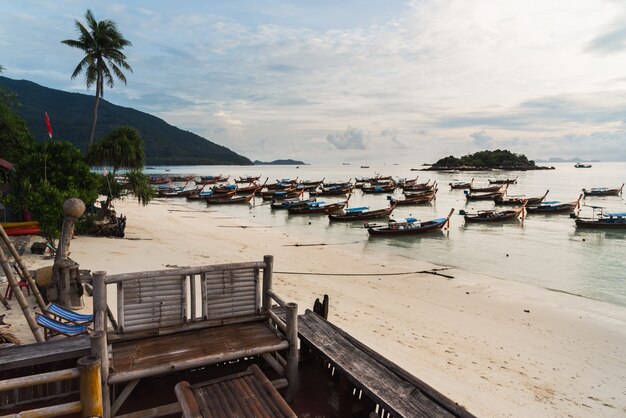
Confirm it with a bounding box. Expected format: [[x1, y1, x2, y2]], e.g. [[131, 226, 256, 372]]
[[423, 149, 554, 171]]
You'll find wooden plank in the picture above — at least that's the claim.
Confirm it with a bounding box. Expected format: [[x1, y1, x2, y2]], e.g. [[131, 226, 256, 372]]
[[105, 262, 265, 284], [0, 336, 90, 371], [109, 322, 287, 384], [298, 311, 475, 418]]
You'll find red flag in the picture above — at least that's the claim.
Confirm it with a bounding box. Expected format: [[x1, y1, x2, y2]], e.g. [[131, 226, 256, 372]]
[[103, 167, 108, 176], [44, 112, 53, 138]]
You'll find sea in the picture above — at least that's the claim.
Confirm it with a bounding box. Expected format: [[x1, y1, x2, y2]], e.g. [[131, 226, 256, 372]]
[[142, 162, 626, 307]]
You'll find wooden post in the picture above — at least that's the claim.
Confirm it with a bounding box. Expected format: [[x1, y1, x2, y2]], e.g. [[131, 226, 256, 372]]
[[91, 271, 110, 418], [262, 255, 273, 314], [0, 245, 44, 342], [54, 198, 85, 308], [78, 356, 103, 417], [0, 225, 47, 311], [285, 301, 299, 402]]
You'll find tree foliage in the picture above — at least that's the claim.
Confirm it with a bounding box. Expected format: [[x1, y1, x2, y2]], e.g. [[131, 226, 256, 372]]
[[86, 126, 144, 171], [0, 101, 34, 162], [4, 141, 100, 241], [432, 150, 534, 168], [62, 9, 132, 149]]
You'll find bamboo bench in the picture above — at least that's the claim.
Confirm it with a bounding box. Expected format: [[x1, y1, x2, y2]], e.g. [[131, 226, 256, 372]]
[[91, 255, 299, 417]]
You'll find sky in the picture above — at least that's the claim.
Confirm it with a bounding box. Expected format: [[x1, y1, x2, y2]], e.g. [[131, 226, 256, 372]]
[[2, 0, 626, 164]]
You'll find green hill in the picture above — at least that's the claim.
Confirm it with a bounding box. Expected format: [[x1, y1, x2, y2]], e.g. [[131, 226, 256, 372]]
[[428, 149, 552, 171], [0, 76, 252, 165]]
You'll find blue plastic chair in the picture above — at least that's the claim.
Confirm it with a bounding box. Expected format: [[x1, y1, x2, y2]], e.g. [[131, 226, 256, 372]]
[[35, 313, 88, 340], [45, 303, 94, 325]]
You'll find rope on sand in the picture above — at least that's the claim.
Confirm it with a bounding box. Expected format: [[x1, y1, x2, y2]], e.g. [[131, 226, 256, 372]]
[[274, 267, 454, 279]]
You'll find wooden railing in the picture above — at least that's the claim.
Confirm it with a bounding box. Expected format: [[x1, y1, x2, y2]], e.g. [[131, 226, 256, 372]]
[[0, 356, 102, 418]]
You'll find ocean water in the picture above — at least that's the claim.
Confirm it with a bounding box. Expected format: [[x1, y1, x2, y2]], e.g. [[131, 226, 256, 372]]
[[144, 162, 626, 307]]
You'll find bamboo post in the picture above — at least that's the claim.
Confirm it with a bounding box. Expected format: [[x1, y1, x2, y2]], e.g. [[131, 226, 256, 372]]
[[0, 245, 44, 341], [285, 301, 299, 402], [0, 225, 46, 311], [54, 198, 85, 308], [78, 356, 103, 418], [91, 271, 110, 418], [262, 255, 273, 314]]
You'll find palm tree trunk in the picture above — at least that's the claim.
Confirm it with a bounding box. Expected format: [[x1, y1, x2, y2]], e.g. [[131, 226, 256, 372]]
[[88, 67, 102, 150]]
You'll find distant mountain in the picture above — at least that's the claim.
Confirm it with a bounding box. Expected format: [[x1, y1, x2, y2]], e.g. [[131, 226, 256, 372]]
[[535, 157, 600, 163], [254, 159, 306, 165], [0, 76, 252, 165]]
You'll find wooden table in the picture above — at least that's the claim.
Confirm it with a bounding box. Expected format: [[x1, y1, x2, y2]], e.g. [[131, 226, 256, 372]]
[[175, 364, 297, 418]]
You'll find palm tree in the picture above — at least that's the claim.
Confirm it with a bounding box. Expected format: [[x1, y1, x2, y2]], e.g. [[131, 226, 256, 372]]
[[62, 9, 132, 150]]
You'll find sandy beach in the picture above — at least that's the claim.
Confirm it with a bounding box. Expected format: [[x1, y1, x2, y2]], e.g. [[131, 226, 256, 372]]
[[3, 197, 626, 417]]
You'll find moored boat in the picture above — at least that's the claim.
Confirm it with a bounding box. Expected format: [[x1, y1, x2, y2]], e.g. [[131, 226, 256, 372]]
[[389, 190, 437, 205], [575, 207, 626, 228], [449, 178, 473, 189], [367, 208, 454, 236], [465, 187, 506, 201], [582, 184, 624, 197], [574, 162, 592, 168], [314, 184, 353, 196], [205, 192, 256, 204], [469, 184, 504, 193], [526, 194, 582, 214], [328, 203, 397, 221], [288, 198, 349, 214], [460, 202, 526, 223], [494, 190, 549, 205], [488, 176, 518, 185], [361, 182, 396, 194]]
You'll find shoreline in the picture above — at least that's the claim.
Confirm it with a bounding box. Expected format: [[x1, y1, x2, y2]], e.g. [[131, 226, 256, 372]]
[[5, 197, 626, 417]]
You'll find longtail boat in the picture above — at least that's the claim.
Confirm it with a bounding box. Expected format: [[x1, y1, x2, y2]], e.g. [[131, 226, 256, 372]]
[[582, 184, 624, 197], [271, 196, 316, 210], [575, 207, 626, 229], [300, 178, 325, 190], [465, 188, 506, 201], [494, 190, 549, 205], [171, 175, 195, 182], [314, 185, 353, 196], [488, 176, 518, 185], [186, 189, 236, 201], [450, 178, 473, 190], [147, 176, 170, 185], [212, 184, 239, 194], [205, 192, 256, 204], [367, 208, 454, 236], [328, 203, 397, 222], [469, 184, 504, 193], [288, 199, 349, 214], [526, 194, 582, 214], [460, 202, 526, 223], [389, 190, 437, 205], [402, 181, 436, 192], [235, 175, 260, 183], [158, 187, 201, 198], [361, 182, 396, 194], [574, 162, 592, 168], [261, 188, 301, 201]]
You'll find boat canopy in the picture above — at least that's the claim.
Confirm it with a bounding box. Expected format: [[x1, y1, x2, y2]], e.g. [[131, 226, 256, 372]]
[[391, 217, 418, 224], [605, 213, 626, 217], [346, 206, 368, 213]]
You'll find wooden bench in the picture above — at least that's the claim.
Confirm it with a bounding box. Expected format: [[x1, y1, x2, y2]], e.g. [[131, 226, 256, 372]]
[[175, 364, 297, 418], [91, 256, 298, 417]]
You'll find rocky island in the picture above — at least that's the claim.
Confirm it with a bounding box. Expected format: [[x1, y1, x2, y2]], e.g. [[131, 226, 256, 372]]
[[423, 150, 554, 171]]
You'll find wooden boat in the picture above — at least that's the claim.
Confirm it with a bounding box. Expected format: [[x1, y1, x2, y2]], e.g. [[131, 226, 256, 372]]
[[526, 194, 582, 214], [262, 188, 301, 201], [367, 209, 454, 236], [314, 185, 353, 196], [323, 179, 352, 188], [582, 184, 624, 197], [328, 203, 397, 222], [300, 178, 325, 190], [488, 176, 517, 185], [402, 181, 436, 192], [196, 174, 229, 185], [396, 177, 419, 187], [186, 189, 236, 201], [575, 208, 626, 229], [205, 192, 256, 204], [361, 182, 396, 194], [212, 184, 239, 194], [574, 162, 592, 168], [469, 184, 504, 193], [494, 190, 549, 205], [460, 202, 526, 223], [449, 179, 473, 190], [288, 199, 349, 214], [235, 175, 260, 183], [158, 187, 200, 198], [389, 190, 437, 205], [171, 175, 195, 182], [271, 197, 316, 210], [266, 178, 299, 190], [465, 188, 505, 201], [147, 176, 170, 185], [235, 179, 267, 194]]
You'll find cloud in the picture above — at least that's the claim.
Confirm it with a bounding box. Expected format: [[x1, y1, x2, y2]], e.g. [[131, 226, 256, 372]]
[[326, 127, 367, 149], [470, 130, 494, 148]]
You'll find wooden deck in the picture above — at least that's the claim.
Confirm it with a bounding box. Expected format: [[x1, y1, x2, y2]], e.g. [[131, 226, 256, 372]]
[[175, 364, 297, 418], [110, 322, 288, 384], [297, 310, 475, 418]]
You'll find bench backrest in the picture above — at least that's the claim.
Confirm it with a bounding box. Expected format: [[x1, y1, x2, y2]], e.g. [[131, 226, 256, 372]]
[[106, 262, 266, 334]]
